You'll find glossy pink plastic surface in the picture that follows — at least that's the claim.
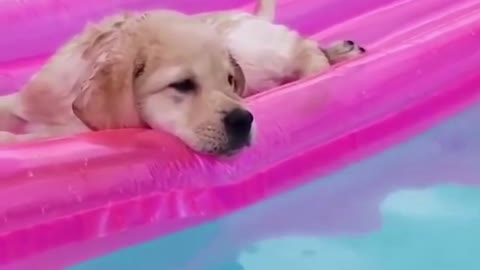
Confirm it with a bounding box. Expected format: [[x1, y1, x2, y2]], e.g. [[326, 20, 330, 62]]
[[1, 0, 480, 269]]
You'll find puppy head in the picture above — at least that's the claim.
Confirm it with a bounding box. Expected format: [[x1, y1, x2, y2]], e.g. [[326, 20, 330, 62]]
[[73, 11, 254, 156]]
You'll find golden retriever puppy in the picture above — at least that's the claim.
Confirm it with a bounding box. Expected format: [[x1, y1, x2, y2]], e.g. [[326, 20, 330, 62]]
[[0, 11, 254, 155], [195, 0, 366, 96]]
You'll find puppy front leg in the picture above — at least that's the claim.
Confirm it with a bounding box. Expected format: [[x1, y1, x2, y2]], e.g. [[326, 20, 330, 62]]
[[294, 39, 366, 79], [0, 131, 52, 145], [0, 131, 18, 144], [294, 40, 331, 78]]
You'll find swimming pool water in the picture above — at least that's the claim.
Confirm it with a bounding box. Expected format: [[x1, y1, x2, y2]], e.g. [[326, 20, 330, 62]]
[[70, 102, 480, 270]]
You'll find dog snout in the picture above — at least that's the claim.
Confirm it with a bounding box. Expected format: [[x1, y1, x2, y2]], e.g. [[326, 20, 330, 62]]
[[223, 108, 254, 148]]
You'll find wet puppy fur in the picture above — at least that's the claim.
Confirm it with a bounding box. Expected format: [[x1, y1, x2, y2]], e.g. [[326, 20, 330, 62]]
[[0, 1, 366, 156], [0, 11, 254, 155], [195, 0, 366, 95]]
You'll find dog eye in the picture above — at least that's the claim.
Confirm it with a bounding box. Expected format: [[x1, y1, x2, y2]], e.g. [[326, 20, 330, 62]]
[[134, 63, 145, 78], [228, 74, 234, 86], [169, 78, 196, 93]]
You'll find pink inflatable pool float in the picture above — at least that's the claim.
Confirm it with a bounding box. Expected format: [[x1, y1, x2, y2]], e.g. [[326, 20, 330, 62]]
[[1, 0, 480, 269]]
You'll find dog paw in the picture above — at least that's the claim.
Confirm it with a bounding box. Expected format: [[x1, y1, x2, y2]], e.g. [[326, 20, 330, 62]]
[[345, 40, 366, 53], [324, 40, 366, 64]]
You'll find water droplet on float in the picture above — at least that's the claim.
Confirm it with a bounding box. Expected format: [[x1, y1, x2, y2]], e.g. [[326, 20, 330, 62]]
[[471, 31, 477, 36], [27, 170, 34, 177]]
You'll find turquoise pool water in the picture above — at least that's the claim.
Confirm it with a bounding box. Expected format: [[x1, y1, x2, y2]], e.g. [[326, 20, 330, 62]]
[[70, 104, 480, 270]]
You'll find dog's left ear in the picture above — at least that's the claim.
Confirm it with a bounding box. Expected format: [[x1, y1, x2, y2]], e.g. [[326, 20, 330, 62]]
[[72, 26, 145, 130], [229, 54, 247, 97]]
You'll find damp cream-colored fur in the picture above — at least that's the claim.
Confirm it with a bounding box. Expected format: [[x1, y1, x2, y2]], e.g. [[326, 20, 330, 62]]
[[195, 0, 365, 95], [0, 11, 251, 155], [0, 0, 364, 155]]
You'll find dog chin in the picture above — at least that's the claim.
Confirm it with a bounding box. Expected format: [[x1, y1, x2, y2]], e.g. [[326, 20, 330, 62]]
[[222, 137, 253, 157], [215, 147, 247, 157], [196, 141, 250, 157]]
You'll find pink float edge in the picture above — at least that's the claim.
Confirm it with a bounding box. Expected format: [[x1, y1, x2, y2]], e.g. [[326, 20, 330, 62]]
[[2, 0, 480, 268]]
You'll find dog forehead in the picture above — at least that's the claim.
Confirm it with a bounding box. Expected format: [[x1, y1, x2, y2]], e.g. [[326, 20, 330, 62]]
[[143, 25, 225, 56], [137, 13, 230, 70], [143, 12, 219, 40], [170, 26, 222, 49]]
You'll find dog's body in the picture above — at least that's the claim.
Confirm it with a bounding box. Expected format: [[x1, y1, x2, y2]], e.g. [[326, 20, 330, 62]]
[[196, 0, 365, 96], [0, 0, 365, 155]]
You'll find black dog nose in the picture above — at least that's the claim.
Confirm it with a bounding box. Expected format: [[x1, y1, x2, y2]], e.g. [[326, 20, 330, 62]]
[[223, 108, 254, 137]]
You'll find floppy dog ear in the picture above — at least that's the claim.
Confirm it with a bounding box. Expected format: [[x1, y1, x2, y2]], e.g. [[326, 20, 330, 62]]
[[72, 27, 146, 131], [229, 54, 247, 97]]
